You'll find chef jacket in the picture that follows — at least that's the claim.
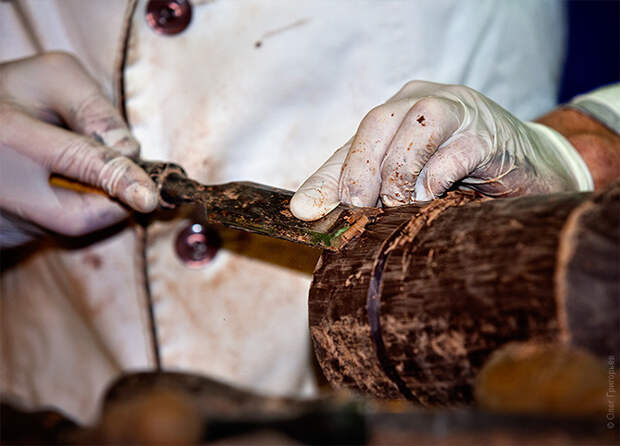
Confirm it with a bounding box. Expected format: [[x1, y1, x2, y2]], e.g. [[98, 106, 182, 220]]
[[0, 0, 566, 423]]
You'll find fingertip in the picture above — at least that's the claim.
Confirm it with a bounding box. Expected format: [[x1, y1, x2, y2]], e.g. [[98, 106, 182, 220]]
[[413, 172, 434, 202], [289, 192, 309, 220], [123, 182, 158, 213], [290, 189, 340, 221], [291, 145, 347, 220]]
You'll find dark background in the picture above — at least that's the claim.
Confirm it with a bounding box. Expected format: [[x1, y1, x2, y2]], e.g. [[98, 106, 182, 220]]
[[559, 0, 619, 102]]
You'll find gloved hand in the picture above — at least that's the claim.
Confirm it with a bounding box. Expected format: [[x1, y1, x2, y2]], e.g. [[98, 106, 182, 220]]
[[291, 81, 593, 221], [0, 52, 158, 247]]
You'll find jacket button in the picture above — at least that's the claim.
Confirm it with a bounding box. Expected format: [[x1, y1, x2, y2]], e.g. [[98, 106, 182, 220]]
[[175, 223, 220, 268], [146, 0, 192, 35]]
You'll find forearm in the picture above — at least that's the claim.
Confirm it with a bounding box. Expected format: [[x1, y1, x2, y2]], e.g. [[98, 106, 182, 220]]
[[536, 105, 620, 190]]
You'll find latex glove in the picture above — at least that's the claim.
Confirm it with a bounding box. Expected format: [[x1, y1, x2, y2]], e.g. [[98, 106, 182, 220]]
[[291, 81, 593, 220], [0, 52, 157, 247]]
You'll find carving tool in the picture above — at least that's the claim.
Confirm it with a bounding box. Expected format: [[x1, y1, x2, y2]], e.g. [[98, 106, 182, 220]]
[[134, 160, 379, 251]]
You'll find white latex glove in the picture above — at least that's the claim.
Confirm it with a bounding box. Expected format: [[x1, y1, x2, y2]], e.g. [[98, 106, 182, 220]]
[[291, 81, 593, 220], [0, 52, 158, 247]]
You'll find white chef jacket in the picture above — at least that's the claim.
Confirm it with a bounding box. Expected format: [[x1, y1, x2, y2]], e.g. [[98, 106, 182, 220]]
[[0, 0, 566, 424]]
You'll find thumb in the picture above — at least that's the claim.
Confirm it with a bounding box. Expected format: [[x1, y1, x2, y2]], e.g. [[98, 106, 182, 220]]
[[290, 142, 350, 221]]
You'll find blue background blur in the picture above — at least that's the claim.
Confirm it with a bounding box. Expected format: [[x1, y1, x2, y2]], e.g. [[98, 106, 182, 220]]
[[559, 0, 619, 102]]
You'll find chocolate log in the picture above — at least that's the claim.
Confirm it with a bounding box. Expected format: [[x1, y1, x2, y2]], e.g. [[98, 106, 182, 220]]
[[309, 182, 619, 405]]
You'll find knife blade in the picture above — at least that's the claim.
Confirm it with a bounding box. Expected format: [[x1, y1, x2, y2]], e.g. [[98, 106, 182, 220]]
[[137, 160, 381, 251]]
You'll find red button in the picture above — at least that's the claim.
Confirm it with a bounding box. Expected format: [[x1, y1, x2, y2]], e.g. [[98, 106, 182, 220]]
[[146, 0, 192, 35], [175, 223, 220, 268]]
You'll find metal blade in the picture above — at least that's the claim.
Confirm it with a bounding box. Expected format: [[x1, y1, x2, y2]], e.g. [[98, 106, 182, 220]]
[[139, 160, 380, 251]]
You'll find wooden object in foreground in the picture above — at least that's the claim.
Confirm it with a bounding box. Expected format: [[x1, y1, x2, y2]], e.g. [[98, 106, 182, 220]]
[[475, 342, 613, 416], [3, 372, 615, 445], [309, 182, 619, 405]]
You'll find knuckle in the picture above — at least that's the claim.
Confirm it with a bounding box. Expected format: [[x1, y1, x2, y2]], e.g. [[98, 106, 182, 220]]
[[72, 91, 121, 135], [444, 84, 482, 105], [74, 90, 108, 117], [51, 137, 106, 179], [98, 156, 137, 195], [411, 96, 439, 110], [449, 83, 475, 96], [62, 135, 101, 158], [362, 105, 390, 127], [75, 81, 107, 107], [390, 81, 418, 99], [402, 79, 425, 91], [410, 96, 456, 120]]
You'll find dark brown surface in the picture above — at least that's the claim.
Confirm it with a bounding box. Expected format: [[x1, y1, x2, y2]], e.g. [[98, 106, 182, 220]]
[[367, 410, 617, 446], [67, 372, 367, 445], [310, 184, 620, 404], [0, 402, 78, 445], [2, 372, 616, 445], [555, 183, 620, 360], [309, 193, 479, 400]]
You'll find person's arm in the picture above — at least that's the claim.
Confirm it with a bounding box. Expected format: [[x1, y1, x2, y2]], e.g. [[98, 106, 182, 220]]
[[537, 105, 620, 190]]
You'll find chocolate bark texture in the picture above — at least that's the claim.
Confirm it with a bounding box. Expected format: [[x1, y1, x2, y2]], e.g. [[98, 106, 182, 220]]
[[310, 182, 619, 405]]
